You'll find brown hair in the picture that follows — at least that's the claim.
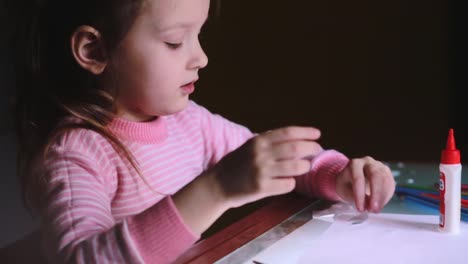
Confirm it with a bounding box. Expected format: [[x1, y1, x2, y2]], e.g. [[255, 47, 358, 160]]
[[13, 0, 149, 211], [13, 0, 220, 212]]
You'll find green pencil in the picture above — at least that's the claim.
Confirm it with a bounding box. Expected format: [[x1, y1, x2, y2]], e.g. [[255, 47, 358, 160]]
[[397, 184, 436, 192]]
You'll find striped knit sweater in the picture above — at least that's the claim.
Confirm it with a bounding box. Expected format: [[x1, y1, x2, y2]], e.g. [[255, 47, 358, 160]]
[[39, 101, 349, 263]]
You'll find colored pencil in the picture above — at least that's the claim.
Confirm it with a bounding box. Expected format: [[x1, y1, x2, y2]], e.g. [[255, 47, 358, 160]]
[[396, 186, 468, 200], [400, 183, 468, 196], [403, 195, 468, 222], [400, 184, 437, 192], [397, 191, 468, 213], [396, 187, 468, 210], [421, 193, 468, 208]]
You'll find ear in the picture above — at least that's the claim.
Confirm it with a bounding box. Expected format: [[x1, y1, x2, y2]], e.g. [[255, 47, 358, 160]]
[[71, 25, 107, 75]]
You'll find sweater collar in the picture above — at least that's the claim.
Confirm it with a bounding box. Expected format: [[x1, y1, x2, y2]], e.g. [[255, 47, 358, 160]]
[[108, 116, 168, 144]]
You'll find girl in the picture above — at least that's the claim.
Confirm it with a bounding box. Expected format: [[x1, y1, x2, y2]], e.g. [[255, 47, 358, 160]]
[[14, 0, 395, 263]]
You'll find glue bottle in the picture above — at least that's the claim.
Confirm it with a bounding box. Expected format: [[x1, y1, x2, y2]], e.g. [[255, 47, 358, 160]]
[[439, 128, 461, 234]]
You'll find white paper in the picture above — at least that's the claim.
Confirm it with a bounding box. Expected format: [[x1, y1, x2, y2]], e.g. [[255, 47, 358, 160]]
[[251, 214, 468, 264]]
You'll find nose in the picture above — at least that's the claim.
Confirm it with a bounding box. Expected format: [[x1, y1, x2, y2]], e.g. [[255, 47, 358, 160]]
[[187, 41, 208, 70]]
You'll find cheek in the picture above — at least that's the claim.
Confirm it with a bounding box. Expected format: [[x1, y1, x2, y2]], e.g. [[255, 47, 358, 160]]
[[126, 71, 171, 106], [114, 56, 163, 95], [148, 52, 180, 76], [111, 41, 186, 114], [137, 50, 179, 83]]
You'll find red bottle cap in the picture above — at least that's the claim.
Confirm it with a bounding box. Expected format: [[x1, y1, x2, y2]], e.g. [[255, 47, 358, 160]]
[[441, 128, 461, 164]]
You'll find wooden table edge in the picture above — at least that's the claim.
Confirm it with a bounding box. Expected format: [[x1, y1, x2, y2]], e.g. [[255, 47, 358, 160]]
[[174, 193, 312, 264]]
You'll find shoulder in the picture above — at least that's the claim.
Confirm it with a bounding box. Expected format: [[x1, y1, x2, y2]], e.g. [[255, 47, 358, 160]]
[[44, 127, 118, 189], [53, 127, 113, 154], [46, 126, 117, 176]]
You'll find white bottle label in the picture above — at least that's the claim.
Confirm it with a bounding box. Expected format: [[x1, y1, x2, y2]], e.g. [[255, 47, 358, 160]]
[[439, 164, 461, 234]]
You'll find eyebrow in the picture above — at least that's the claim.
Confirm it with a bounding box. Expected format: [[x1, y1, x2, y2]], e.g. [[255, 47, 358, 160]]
[[158, 16, 209, 33]]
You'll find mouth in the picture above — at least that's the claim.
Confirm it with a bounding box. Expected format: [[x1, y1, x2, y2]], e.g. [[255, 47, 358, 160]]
[[181, 80, 197, 95]]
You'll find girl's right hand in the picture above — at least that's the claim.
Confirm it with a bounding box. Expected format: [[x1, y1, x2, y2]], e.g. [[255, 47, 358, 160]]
[[212, 126, 322, 208]]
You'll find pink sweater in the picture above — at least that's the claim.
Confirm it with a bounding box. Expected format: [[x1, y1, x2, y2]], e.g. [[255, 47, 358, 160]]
[[39, 101, 349, 263]]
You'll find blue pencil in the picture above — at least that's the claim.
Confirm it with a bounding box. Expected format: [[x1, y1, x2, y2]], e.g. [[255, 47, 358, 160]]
[[396, 186, 468, 200], [396, 190, 468, 213], [403, 195, 468, 222]]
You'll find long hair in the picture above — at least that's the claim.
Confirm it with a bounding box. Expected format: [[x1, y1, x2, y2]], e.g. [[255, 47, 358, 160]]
[[13, 0, 146, 211], [12, 0, 221, 212]]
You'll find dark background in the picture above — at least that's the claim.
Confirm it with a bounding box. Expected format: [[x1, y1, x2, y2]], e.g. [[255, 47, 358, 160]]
[[194, 0, 455, 162], [0, 0, 467, 246]]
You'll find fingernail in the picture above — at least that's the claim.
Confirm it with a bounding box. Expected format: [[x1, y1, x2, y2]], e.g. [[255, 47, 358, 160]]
[[372, 202, 380, 212]]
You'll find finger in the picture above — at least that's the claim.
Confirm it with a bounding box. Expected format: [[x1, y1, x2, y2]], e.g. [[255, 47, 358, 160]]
[[268, 159, 312, 177], [366, 162, 395, 213], [381, 167, 396, 205], [365, 163, 385, 213], [364, 195, 371, 210], [264, 177, 296, 196], [270, 141, 322, 160], [349, 160, 366, 212], [262, 126, 321, 144]]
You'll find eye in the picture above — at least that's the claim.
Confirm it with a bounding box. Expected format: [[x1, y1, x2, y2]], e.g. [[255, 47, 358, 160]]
[[165, 42, 183, 49]]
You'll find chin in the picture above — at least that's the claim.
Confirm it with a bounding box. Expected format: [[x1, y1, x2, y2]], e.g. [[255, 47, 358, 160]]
[[156, 99, 190, 116]]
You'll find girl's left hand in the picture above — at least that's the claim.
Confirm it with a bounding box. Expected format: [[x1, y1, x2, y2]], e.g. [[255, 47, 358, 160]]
[[335, 156, 395, 213]]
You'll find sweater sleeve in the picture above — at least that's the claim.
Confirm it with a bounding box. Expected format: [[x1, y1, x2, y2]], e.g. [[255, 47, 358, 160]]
[[41, 150, 198, 264], [193, 102, 254, 166], [191, 102, 349, 201], [295, 150, 350, 201]]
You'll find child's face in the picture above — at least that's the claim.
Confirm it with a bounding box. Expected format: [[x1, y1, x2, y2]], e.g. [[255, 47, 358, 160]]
[[110, 0, 210, 121]]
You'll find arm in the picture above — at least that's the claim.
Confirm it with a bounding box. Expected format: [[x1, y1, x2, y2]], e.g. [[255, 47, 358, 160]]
[[174, 103, 395, 243], [295, 151, 396, 213], [41, 151, 198, 264], [173, 125, 324, 233], [174, 103, 323, 233]]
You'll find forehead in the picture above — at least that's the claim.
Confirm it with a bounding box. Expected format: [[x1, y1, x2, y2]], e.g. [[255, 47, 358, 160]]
[[142, 0, 210, 29]]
